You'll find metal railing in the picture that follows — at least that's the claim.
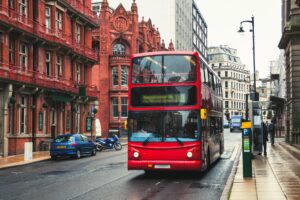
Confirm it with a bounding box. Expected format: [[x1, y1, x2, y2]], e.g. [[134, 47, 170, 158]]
[[0, 6, 98, 62], [0, 62, 98, 98]]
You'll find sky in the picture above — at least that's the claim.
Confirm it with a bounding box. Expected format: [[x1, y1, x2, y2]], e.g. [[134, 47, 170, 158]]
[[98, 0, 282, 78]]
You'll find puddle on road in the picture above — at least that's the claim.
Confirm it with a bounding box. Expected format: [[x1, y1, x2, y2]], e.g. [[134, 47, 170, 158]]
[[189, 182, 222, 190]]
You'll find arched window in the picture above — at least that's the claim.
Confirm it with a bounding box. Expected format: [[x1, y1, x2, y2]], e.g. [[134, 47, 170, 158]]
[[113, 43, 125, 55]]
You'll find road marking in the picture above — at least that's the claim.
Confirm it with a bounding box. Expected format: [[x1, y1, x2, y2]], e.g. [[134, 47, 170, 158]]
[[230, 144, 240, 161], [155, 181, 161, 186]]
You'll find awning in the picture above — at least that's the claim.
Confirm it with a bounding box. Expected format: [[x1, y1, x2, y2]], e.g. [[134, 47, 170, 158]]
[[50, 93, 72, 102], [269, 96, 285, 109]]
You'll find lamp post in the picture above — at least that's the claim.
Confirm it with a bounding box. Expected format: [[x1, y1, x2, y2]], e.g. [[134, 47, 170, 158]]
[[238, 16, 257, 100]]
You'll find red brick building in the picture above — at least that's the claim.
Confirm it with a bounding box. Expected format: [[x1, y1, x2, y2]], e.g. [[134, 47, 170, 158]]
[[92, 0, 174, 137], [0, 0, 99, 156]]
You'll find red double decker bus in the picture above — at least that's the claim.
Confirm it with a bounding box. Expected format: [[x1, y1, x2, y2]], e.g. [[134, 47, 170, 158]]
[[127, 51, 224, 172]]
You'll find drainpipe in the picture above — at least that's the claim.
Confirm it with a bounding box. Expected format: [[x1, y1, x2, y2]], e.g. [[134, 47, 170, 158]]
[[32, 88, 38, 152]]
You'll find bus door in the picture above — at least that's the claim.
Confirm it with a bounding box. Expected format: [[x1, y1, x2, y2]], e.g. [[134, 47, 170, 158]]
[[200, 115, 208, 170]]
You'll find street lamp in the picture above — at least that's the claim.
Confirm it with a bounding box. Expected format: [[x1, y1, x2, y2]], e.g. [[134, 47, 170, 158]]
[[238, 16, 257, 101]]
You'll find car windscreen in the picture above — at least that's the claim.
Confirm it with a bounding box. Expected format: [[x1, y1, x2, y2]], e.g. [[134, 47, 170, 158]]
[[54, 135, 73, 143], [132, 55, 196, 84], [128, 110, 199, 142], [231, 118, 241, 123]]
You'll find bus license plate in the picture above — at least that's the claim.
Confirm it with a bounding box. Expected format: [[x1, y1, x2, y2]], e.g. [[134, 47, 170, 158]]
[[154, 164, 170, 169]]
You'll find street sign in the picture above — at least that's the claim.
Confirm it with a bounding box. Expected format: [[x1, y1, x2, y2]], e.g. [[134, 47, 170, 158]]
[[86, 117, 92, 132]]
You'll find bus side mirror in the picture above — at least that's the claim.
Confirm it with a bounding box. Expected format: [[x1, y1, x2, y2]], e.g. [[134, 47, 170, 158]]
[[200, 109, 207, 120]]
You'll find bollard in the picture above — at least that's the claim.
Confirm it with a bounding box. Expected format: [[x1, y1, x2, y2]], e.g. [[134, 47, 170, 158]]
[[241, 120, 252, 177], [24, 142, 33, 161]]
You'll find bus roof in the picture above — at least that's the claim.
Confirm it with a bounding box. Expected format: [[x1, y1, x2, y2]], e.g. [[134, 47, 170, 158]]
[[131, 51, 198, 58]]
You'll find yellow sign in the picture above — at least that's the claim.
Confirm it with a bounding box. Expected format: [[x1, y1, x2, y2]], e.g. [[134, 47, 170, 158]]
[[124, 120, 128, 130], [142, 94, 186, 104], [200, 108, 207, 120], [241, 121, 251, 129]]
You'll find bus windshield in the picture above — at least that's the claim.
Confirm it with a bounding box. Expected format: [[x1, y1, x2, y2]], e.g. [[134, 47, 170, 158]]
[[128, 110, 199, 142], [132, 55, 196, 84]]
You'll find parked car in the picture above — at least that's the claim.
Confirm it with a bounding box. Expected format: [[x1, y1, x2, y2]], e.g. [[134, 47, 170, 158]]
[[223, 120, 230, 128], [50, 133, 96, 160]]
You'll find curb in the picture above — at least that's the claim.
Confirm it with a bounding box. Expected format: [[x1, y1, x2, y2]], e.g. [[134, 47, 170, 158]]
[[0, 157, 51, 170], [220, 144, 241, 200]]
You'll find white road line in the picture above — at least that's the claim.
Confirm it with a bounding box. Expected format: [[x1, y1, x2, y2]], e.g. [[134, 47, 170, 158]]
[[230, 144, 240, 161]]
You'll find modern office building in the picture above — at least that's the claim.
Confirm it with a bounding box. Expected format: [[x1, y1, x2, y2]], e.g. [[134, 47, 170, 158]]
[[278, 0, 300, 144], [208, 45, 250, 119], [0, 0, 99, 156], [91, 0, 173, 136]]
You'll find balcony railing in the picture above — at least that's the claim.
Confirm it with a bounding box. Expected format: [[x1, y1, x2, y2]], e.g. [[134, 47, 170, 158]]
[[0, 6, 98, 62], [33, 21, 73, 48], [0, 62, 97, 98], [109, 55, 131, 64], [61, 0, 98, 25], [0, 6, 33, 32]]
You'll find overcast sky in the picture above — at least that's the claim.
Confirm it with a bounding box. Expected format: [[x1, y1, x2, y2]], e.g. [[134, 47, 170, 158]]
[[101, 0, 282, 78]]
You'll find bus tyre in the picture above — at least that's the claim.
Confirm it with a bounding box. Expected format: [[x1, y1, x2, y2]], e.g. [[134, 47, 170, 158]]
[[230, 129, 233, 132], [205, 149, 210, 171]]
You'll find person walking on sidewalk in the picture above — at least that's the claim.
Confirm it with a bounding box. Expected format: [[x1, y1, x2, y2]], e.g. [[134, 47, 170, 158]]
[[262, 122, 269, 156], [268, 120, 275, 145]]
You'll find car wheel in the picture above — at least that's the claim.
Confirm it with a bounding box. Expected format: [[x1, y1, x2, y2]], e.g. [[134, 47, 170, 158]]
[[114, 142, 122, 150], [91, 148, 96, 156], [76, 149, 81, 159]]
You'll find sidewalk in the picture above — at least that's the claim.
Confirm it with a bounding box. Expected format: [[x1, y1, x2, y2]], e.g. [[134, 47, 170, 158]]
[[0, 151, 50, 169], [0, 138, 128, 170], [229, 138, 300, 200]]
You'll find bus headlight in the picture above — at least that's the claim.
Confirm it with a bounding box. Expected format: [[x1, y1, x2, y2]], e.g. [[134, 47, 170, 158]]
[[187, 151, 193, 158], [133, 152, 139, 158]]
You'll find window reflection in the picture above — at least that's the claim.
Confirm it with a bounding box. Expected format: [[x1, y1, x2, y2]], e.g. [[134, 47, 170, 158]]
[[129, 110, 199, 142], [132, 55, 196, 84]]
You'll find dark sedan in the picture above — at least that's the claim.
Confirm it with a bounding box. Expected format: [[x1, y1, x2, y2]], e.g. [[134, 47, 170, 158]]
[[50, 133, 96, 160]]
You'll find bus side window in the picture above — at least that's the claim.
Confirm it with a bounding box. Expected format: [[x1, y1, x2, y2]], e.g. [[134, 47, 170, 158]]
[[203, 65, 208, 85], [210, 117, 216, 136], [207, 69, 211, 87], [200, 63, 205, 83], [212, 74, 216, 91]]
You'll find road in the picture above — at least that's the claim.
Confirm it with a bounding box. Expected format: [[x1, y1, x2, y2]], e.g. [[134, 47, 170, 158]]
[[0, 129, 241, 200]]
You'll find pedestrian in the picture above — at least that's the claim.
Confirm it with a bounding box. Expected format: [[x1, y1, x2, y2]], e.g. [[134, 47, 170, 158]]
[[262, 122, 268, 156], [268, 120, 275, 145]]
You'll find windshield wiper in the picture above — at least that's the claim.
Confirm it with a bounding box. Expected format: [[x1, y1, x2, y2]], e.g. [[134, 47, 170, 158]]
[[142, 136, 152, 146], [174, 137, 184, 146]]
